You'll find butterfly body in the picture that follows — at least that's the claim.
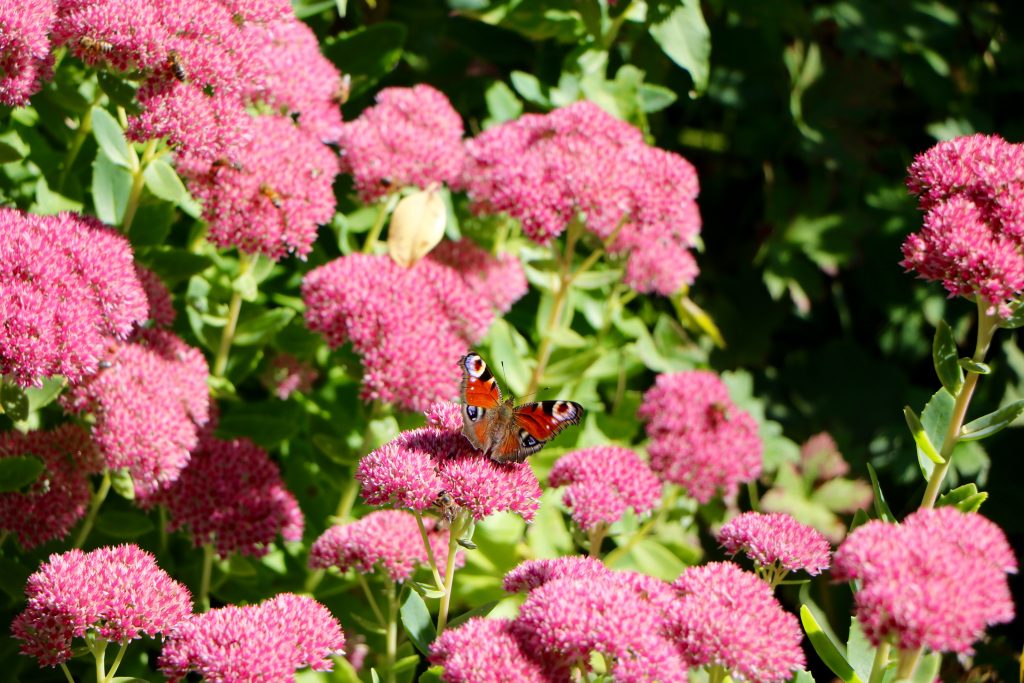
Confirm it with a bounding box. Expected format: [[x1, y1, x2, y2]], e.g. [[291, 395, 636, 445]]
[[458, 353, 583, 464]]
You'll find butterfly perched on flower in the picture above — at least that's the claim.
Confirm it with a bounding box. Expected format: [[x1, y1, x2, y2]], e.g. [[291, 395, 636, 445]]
[[458, 353, 583, 464]]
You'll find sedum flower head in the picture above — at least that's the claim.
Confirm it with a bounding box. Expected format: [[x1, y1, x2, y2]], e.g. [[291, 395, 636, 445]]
[[502, 555, 612, 594], [12, 544, 192, 666], [667, 561, 805, 683], [0, 0, 54, 105], [0, 210, 149, 387], [902, 133, 1024, 316], [463, 100, 701, 295], [303, 246, 523, 411], [178, 114, 338, 260], [638, 370, 763, 503], [53, 0, 169, 73], [548, 446, 661, 532], [429, 618, 548, 683], [159, 593, 345, 682], [135, 263, 176, 326], [261, 352, 318, 399], [832, 507, 1016, 654], [62, 328, 210, 500], [717, 511, 831, 576], [159, 433, 304, 558], [0, 425, 102, 549], [339, 84, 466, 202], [428, 239, 528, 315], [357, 402, 541, 521], [309, 509, 456, 582]]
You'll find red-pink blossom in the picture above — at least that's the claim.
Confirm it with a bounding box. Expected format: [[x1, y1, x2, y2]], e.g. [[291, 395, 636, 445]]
[[638, 370, 763, 503], [357, 402, 541, 521], [261, 353, 318, 399], [309, 509, 457, 582], [178, 114, 338, 260], [428, 239, 528, 314], [0, 0, 54, 105], [53, 0, 169, 73], [0, 209, 149, 387], [159, 593, 345, 682], [159, 433, 303, 558], [429, 618, 548, 683], [502, 556, 610, 594], [717, 511, 831, 576], [902, 134, 1024, 315], [62, 328, 210, 500], [339, 84, 466, 202], [135, 263, 176, 326], [215, 0, 291, 22], [667, 562, 805, 682], [548, 446, 661, 532], [0, 425, 102, 549], [12, 544, 192, 666], [463, 101, 701, 295], [799, 431, 849, 480], [832, 507, 1016, 654], [244, 19, 344, 143], [303, 248, 519, 411]]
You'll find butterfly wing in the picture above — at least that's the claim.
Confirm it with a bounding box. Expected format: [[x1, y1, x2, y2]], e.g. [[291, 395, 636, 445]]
[[489, 400, 584, 464], [458, 353, 503, 452]]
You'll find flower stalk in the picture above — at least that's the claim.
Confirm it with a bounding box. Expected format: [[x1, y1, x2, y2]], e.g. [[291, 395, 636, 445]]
[[435, 510, 470, 635], [198, 542, 215, 612], [212, 252, 253, 377], [73, 470, 112, 549]]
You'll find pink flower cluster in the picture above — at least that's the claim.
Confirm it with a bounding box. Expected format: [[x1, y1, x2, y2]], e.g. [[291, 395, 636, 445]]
[[464, 101, 702, 295], [261, 352, 318, 399], [135, 264, 176, 326], [0, 425, 102, 549], [62, 328, 210, 501], [434, 557, 804, 682], [548, 446, 661, 532], [12, 544, 192, 666], [339, 85, 467, 202], [0, 0, 54, 105], [0, 209, 148, 387], [50, 0, 344, 259], [159, 433, 304, 558], [356, 401, 541, 521], [303, 245, 525, 410], [159, 593, 345, 682], [309, 509, 457, 582], [638, 370, 763, 503], [717, 511, 831, 576], [833, 507, 1016, 654], [902, 133, 1024, 316]]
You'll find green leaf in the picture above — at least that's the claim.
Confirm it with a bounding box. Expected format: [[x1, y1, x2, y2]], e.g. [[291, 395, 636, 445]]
[[419, 667, 445, 683], [232, 308, 295, 346], [25, 376, 66, 411], [96, 72, 138, 109], [958, 357, 991, 374], [110, 468, 136, 499], [95, 510, 155, 538], [937, 483, 988, 513], [960, 399, 1024, 441], [484, 80, 523, 127], [917, 388, 954, 480], [32, 178, 84, 215], [849, 507, 870, 532], [1, 382, 30, 422], [800, 605, 863, 683], [400, 589, 435, 655], [486, 318, 530, 397], [0, 139, 24, 163], [447, 600, 498, 631], [865, 463, 896, 523], [510, 70, 551, 107], [792, 672, 816, 683], [90, 106, 133, 168], [845, 618, 876, 683], [648, 0, 710, 94], [92, 150, 133, 224], [903, 406, 944, 464], [911, 652, 942, 683], [139, 247, 213, 284], [143, 159, 188, 203], [0, 456, 45, 492], [606, 538, 685, 581], [323, 24, 406, 99], [410, 581, 446, 600], [393, 655, 420, 675], [932, 320, 963, 396], [638, 82, 678, 113]]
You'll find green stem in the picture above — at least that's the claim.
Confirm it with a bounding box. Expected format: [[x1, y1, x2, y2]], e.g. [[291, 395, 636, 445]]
[[920, 300, 999, 508], [121, 138, 158, 233], [587, 524, 608, 558], [59, 662, 76, 683], [384, 579, 399, 683], [199, 542, 215, 612], [707, 664, 727, 683], [212, 252, 253, 377], [895, 647, 922, 681], [73, 470, 112, 549], [362, 197, 392, 254], [58, 94, 102, 191], [101, 641, 129, 683], [91, 637, 107, 683], [604, 484, 677, 566], [334, 478, 360, 522], [435, 512, 469, 635], [868, 640, 892, 683], [0, 531, 8, 551], [414, 512, 444, 590], [356, 573, 387, 625]]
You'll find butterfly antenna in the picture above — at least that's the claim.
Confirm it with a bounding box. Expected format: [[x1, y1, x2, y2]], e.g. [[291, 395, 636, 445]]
[[499, 360, 512, 400], [517, 387, 550, 402]]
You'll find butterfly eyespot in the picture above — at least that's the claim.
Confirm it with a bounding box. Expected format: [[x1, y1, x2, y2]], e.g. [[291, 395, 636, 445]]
[[465, 405, 481, 421], [520, 432, 538, 448]]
